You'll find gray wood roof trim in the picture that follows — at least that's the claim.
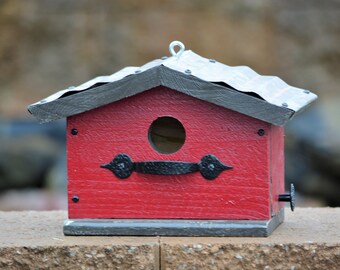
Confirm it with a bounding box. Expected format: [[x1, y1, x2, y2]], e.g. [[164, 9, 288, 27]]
[[28, 50, 317, 111], [28, 66, 295, 126]]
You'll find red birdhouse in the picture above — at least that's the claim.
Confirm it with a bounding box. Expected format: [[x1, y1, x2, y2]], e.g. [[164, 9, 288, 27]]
[[28, 41, 317, 236]]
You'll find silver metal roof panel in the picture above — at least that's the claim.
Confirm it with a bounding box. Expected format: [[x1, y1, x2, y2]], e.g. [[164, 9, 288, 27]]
[[29, 41, 317, 125]]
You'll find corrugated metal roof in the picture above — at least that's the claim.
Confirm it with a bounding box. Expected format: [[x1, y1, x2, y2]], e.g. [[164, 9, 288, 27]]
[[29, 42, 317, 126], [34, 49, 317, 113]]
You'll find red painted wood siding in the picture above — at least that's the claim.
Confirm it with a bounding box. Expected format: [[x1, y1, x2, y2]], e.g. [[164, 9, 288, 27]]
[[67, 86, 273, 220], [270, 125, 285, 216]]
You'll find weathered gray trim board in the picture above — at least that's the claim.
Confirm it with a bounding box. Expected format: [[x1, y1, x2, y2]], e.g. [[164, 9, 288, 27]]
[[63, 209, 284, 237], [28, 66, 294, 126]]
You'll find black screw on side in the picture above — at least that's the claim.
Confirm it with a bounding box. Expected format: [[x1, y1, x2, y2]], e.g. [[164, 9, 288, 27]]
[[278, 183, 295, 211], [71, 128, 78, 135], [72, 196, 79, 203], [257, 129, 265, 136], [278, 194, 290, 201]]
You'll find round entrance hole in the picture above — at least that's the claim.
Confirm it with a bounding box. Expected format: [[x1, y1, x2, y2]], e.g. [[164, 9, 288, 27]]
[[148, 116, 186, 154]]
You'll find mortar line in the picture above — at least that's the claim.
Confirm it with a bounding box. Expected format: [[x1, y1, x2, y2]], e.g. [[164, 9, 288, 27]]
[[158, 236, 162, 270]]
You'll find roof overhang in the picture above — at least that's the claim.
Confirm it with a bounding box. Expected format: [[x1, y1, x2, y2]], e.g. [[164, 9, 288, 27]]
[[28, 50, 317, 126]]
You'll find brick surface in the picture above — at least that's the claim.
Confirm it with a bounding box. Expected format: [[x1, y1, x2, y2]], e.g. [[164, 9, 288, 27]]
[[161, 208, 340, 269], [0, 208, 339, 269], [0, 211, 159, 269]]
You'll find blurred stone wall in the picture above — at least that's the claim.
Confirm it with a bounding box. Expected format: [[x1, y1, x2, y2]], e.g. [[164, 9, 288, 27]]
[[1, 0, 339, 114], [0, 0, 339, 205], [0, 0, 279, 116], [274, 1, 340, 205]]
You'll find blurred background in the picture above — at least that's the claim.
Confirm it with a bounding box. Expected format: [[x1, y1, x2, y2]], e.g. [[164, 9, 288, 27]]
[[0, 0, 339, 210]]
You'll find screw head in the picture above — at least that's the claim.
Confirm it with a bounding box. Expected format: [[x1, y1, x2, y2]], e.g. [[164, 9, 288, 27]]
[[72, 196, 79, 203], [209, 59, 216, 63], [208, 164, 215, 170], [134, 70, 141, 74], [282, 102, 288, 107], [185, 69, 192, 74], [161, 56, 168, 60], [71, 128, 78, 135], [303, 90, 310, 94], [257, 129, 265, 136]]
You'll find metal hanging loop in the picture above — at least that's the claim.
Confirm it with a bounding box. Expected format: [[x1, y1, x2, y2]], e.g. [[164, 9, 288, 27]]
[[169, 41, 185, 59]]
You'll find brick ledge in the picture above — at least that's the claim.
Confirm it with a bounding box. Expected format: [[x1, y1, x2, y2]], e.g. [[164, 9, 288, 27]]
[[0, 208, 339, 269]]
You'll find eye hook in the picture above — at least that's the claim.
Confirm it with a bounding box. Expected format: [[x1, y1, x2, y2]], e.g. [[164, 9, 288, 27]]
[[169, 40, 185, 59]]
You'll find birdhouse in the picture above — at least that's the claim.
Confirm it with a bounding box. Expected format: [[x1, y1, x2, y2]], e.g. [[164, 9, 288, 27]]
[[28, 41, 317, 237]]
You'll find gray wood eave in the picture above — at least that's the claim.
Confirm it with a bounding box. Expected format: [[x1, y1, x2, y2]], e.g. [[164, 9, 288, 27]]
[[28, 66, 294, 126], [63, 209, 284, 237]]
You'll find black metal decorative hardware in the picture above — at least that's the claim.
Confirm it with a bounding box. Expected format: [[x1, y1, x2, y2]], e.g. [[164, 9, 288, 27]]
[[100, 154, 134, 179], [257, 129, 265, 136], [278, 183, 295, 211], [198, 155, 232, 180], [71, 128, 78, 135], [101, 154, 232, 180], [72, 196, 79, 203], [134, 161, 199, 176]]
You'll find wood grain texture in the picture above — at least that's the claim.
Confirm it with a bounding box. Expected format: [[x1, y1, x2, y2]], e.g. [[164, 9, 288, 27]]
[[67, 87, 273, 220], [270, 125, 285, 216], [29, 66, 295, 126], [63, 209, 284, 237]]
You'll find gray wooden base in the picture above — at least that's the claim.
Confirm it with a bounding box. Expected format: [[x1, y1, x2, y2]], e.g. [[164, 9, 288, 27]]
[[63, 209, 284, 237]]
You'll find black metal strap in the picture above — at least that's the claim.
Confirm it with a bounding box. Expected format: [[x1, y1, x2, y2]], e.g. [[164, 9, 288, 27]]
[[134, 161, 199, 175], [101, 154, 232, 180]]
